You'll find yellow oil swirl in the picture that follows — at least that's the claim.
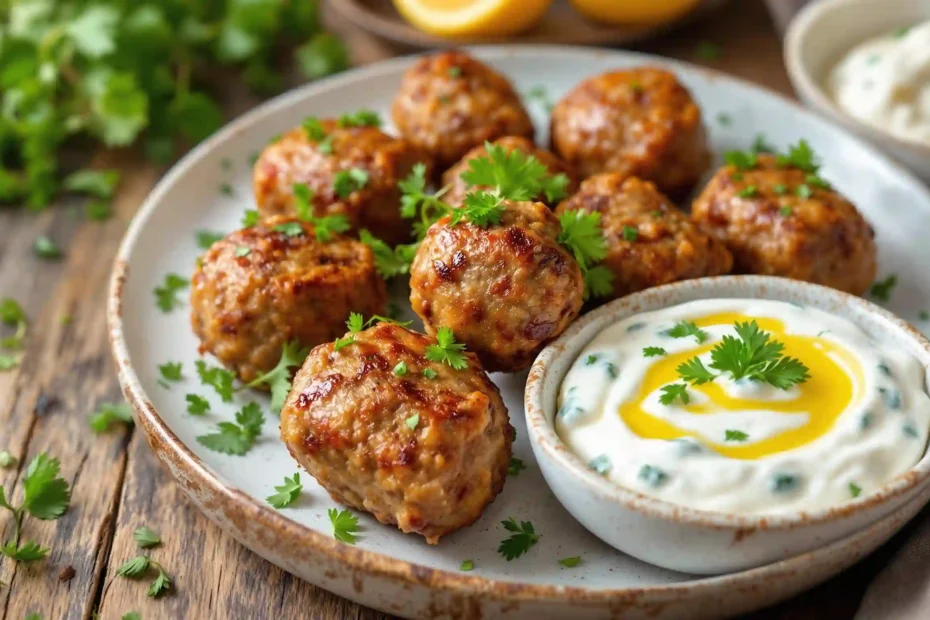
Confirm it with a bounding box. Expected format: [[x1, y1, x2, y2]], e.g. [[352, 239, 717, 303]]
[[619, 312, 864, 459]]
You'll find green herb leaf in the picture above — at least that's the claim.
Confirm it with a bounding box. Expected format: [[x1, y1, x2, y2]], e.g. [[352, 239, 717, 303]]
[[776, 139, 820, 173], [241, 210, 260, 228], [22, 453, 71, 520], [85, 201, 112, 221], [557, 210, 608, 269], [195, 360, 236, 402], [425, 327, 468, 370], [460, 559, 474, 571], [622, 225, 639, 241], [676, 357, 716, 385], [158, 362, 183, 382], [154, 274, 189, 313], [63, 169, 121, 198], [333, 168, 369, 198], [196, 402, 264, 456], [738, 186, 759, 198], [394, 361, 408, 377], [870, 275, 897, 302], [89, 402, 134, 433], [659, 384, 690, 405], [461, 142, 569, 203], [359, 230, 417, 279], [558, 556, 582, 568], [849, 482, 862, 498], [724, 150, 758, 171], [266, 473, 302, 508], [117, 555, 151, 578], [422, 368, 438, 379], [449, 191, 505, 228], [196, 231, 224, 250], [643, 346, 667, 357], [666, 321, 709, 343], [185, 394, 210, 416], [725, 429, 749, 442], [33, 235, 62, 260], [273, 222, 304, 237], [498, 518, 539, 561], [405, 414, 419, 430], [328, 508, 360, 543], [133, 526, 161, 549], [337, 110, 381, 128], [245, 340, 309, 412], [508, 457, 526, 476], [0, 451, 17, 469], [2, 540, 50, 562], [147, 568, 171, 598]]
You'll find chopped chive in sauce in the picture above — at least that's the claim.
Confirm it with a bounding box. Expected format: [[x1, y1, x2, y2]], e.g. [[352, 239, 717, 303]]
[[849, 482, 862, 498], [878, 387, 902, 410], [860, 411, 874, 431], [673, 438, 703, 456], [604, 362, 618, 379], [626, 322, 646, 333], [588, 455, 612, 475], [771, 473, 799, 493], [716, 112, 732, 126], [877, 362, 891, 377], [904, 423, 919, 438], [638, 465, 669, 488]]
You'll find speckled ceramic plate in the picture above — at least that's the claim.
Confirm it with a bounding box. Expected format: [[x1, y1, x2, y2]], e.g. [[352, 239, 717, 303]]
[[108, 46, 930, 619]]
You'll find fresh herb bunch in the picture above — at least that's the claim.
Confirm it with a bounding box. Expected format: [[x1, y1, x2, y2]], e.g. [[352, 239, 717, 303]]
[[0, 0, 347, 210], [461, 142, 569, 203]]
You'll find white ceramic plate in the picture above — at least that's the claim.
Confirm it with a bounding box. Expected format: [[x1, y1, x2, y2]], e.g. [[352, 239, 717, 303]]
[[109, 46, 930, 619]]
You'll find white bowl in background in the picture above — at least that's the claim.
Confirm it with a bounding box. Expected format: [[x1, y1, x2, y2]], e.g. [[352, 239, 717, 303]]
[[525, 276, 930, 575], [785, 0, 930, 182]]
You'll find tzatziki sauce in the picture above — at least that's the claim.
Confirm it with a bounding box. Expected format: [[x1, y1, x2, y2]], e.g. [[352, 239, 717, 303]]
[[827, 21, 930, 145], [555, 299, 930, 514]]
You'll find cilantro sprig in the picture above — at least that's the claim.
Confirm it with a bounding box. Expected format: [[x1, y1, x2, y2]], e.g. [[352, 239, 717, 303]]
[[666, 320, 709, 344], [425, 327, 468, 370], [399, 163, 452, 239], [498, 518, 539, 561], [329, 508, 360, 544], [676, 321, 810, 390], [0, 453, 71, 563], [359, 230, 418, 279], [196, 402, 265, 456], [266, 473, 303, 509], [244, 340, 309, 412], [154, 274, 189, 313], [461, 142, 569, 204], [291, 183, 351, 241], [88, 402, 134, 433], [557, 210, 613, 300], [0, 298, 28, 370], [334, 313, 412, 352]]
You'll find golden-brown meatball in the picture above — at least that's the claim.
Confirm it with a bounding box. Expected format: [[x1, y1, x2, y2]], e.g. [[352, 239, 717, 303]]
[[392, 51, 535, 170], [190, 216, 387, 383], [556, 174, 733, 302], [280, 322, 512, 543], [550, 67, 710, 200], [442, 136, 578, 208], [410, 200, 584, 372], [690, 155, 877, 295], [253, 121, 432, 246]]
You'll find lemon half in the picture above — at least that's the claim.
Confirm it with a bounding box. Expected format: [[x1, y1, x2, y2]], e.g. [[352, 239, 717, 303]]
[[569, 0, 703, 25], [393, 0, 554, 38]]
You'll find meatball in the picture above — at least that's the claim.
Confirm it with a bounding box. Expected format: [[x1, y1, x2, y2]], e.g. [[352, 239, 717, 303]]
[[441, 136, 578, 208], [410, 200, 584, 372], [190, 216, 387, 384], [556, 174, 733, 301], [392, 51, 535, 170], [253, 121, 432, 246], [690, 155, 877, 295], [280, 322, 512, 543], [550, 67, 710, 200]]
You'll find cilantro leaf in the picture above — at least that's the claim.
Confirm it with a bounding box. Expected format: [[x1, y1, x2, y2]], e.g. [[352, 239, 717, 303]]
[[0, 451, 17, 469], [337, 109, 381, 128], [425, 327, 468, 370], [148, 569, 171, 597], [290, 183, 352, 241], [449, 191, 505, 228], [460, 142, 570, 203], [582, 265, 614, 301], [1, 540, 49, 562], [33, 236, 62, 260], [196, 402, 264, 456], [359, 230, 417, 278], [725, 429, 749, 442], [63, 169, 121, 198], [558, 556, 582, 568], [0, 298, 28, 350], [460, 559, 474, 571], [398, 163, 452, 238], [241, 209, 260, 228], [245, 340, 309, 412], [273, 221, 304, 237], [328, 508, 360, 543], [196, 230, 224, 250], [724, 150, 758, 171], [117, 555, 151, 578], [133, 526, 161, 549], [659, 384, 690, 405], [498, 518, 539, 561], [751, 134, 776, 154], [266, 473, 302, 508], [195, 360, 236, 402], [643, 347, 667, 357], [186, 394, 210, 416], [666, 321, 709, 343], [89, 402, 134, 433], [870, 275, 897, 302], [508, 457, 526, 476], [676, 357, 716, 385], [776, 139, 820, 173], [158, 362, 183, 382], [557, 210, 608, 269], [405, 413, 419, 429], [23, 453, 71, 520], [334, 312, 365, 351], [154, 274, 189, 313], [333, 168, 369, 198], [302, 117, 327, 141]]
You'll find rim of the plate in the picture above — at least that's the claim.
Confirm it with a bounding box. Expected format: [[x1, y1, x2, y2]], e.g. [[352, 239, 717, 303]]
[[526, 275, 930, 532], [107, 45, 930, 603]]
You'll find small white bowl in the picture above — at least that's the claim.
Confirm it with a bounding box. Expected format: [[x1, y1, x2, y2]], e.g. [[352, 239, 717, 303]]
[[785, 0, 930, 182], [524, 276, 930, 574]]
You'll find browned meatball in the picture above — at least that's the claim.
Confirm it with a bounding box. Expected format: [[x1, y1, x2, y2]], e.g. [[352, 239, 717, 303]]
[[410, 200, 584, 372], [550, 67, 710, 200], [280, 322, 512, 543], [691, 155, 877, 295], [392, 51, 535, 170], [253, 121, 433, 246], [442, 136, 578, 208], [190, 216, 387, 383], [556, 174, 733, 301]]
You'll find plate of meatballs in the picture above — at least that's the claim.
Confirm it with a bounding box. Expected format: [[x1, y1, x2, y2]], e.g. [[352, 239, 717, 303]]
[[108, 46, 930, 618]]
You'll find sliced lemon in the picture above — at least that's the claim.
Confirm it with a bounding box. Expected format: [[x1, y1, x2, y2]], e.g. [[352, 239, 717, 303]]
[[393, 0, 554, 38], [569, 0, 703, 25]]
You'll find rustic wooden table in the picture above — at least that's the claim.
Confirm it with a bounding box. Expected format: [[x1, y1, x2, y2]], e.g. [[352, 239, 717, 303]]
[[1, 0, 924, 618]]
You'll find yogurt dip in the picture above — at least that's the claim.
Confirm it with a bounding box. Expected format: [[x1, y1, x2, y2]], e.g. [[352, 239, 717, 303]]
[[555, 299, 930, 514], [827, 21, 930, 145]]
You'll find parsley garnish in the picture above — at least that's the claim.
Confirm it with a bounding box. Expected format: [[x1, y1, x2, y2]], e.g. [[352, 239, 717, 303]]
[[33, 235, 62, 260], [870, 275, 897, 302], [724, 150, 758, 171], [273, 221, 304, 237], [399, 163, 452, 239], [303, 117, 327, 141], [235, 246, 251, 258], [622, 225, 639, 241], [796, 184, 813, 199], [154, 274, 189, 313], [776, 139, 820, 173], [425, 327, 468, 370], [460, 559, 474, 571], [241, 209, 260, 228], [63, 169, 121, 198], [558, 556, 582, 568], [677, 321, 810, 390], [508, 457, 526, 476], [158, 361, 183, 383], [773, 184, 788, 195], [666, 321, 708, 343], [738, 186, 759, 198], [292, 183, 351, 241], [422, 368, 438, 379], [359, 230, 417, 278], [1, 298, 28, 359], [0, 453, 71, 563], [557, 210, 612, 300], [337, 109, 381, 128], [498, 518, 539, 561], [266, 473, 302, 508], [196, 402, 265, 456], [329, 508, 360, 543], [334, 312, 365, 351], [89, 402, 134, 433], [245, 341, 309, 412], [447, 66, 463, 78], [779, 206, 793, 217], [725, 429, 749, 442], [659, 384, 690, 405], [333, 168, 369, 198], [133, 526, 161, 549], [186, 394, 210, 416], [751, 134, 776, 154], [849, 482, 862, 498], [394, 361, 408, 377], [405, 414, 419, 430], [195, 230, 224, 250], [116, 555, 172, 598], [195, 360, 236, 402], [85, 201, 112, 221], [448, 191, 506, 228], [643, 347, 667, 357], [460, 142, 570, 203]]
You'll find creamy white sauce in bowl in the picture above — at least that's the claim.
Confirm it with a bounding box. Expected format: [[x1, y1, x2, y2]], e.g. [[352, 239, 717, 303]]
[[525, 276, 930, 573], [827, 21, 930, 146], [555, 299, 930, 515]]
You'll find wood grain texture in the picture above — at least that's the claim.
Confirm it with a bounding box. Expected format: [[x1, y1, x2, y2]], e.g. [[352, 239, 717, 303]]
[[0, 1, 911, 618]]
